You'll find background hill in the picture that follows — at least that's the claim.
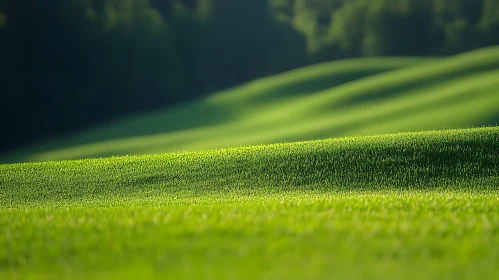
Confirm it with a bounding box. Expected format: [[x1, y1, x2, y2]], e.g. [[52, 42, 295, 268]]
[[2, 0, 499, 154], [6, 46, 499, 163]]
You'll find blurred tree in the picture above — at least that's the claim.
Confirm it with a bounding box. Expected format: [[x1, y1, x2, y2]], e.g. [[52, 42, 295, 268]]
[[361, 0, 435, 56], [432, 0, 483, 54], [480, 0, 499, 45], [197, 0, 306, 90], [269, 0, 295, 23], [328, 0, 369, 57], [292, 0, 347, 56], [154, 0, 307, 94]]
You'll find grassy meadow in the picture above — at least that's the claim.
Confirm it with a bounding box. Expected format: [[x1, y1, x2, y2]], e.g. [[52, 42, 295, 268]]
[[4, 47, 499, 163], [4, 1, 499, 279], [2, 46, 499, 279], [1, 127, 499, 279]]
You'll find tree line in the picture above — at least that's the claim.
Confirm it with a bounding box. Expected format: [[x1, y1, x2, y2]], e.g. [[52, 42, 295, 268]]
[[1, 0, 498, 152]]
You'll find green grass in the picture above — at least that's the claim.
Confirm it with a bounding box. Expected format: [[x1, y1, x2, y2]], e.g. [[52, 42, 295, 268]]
[[6, 47, 499, 163], [1, 127, 499, 279]]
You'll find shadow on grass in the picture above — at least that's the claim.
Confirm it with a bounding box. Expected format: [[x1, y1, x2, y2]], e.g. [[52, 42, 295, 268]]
[[314, 61, 499, 114]]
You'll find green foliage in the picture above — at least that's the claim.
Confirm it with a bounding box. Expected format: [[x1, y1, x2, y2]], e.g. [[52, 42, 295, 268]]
[[292, 0, 347, 57], [1, 127, 499, 278], [480, 0, 499, 45], [328, 0, 368, 56], [431, 0, 483, 53], [361, 0, 434, 56], [298, 0, 498, 57]]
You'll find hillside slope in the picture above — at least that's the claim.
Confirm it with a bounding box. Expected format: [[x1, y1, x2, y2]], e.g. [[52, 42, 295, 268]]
[[2, 127, 498, 205], [6, 47, 499, 162], [1, 127, 499, 279]]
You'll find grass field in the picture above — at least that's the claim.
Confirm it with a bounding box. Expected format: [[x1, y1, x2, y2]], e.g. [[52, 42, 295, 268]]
[[1, 127, 499, 279], [5, 46, 499, 163]]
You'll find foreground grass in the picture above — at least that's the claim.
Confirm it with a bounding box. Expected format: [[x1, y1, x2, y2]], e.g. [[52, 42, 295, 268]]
[[1, 127, 498, 279], [2, 191, 499, 279], [7, 47, 499, 163]]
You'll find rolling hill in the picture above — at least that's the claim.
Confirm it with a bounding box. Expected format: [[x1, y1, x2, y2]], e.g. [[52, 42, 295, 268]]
[[5, 46, 499, 163], [2, 127, 499, 279]]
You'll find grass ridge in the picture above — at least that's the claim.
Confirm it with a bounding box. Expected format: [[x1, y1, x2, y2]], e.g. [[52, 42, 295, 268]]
[[2, 127, 498, 207]]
